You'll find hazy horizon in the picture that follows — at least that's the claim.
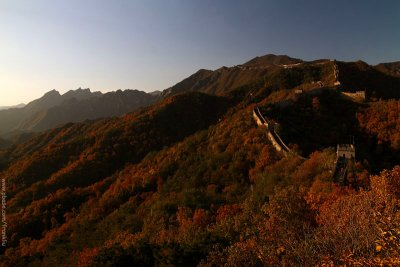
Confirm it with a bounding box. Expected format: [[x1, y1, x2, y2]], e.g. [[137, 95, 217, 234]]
[[1, 0, 400, 106]]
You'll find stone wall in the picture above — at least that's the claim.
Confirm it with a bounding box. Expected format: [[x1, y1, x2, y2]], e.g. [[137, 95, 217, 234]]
[[253, 107, 289, 155]]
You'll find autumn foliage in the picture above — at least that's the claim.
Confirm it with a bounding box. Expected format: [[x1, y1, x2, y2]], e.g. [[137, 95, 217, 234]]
[[1, 88, 399, 266]]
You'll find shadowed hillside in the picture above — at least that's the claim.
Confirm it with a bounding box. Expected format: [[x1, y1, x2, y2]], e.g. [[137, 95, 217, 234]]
[[337, 61, 400, 99], [0, 92, 231, 202], [0, 138, 11, 149], [262, 90, 361, 156]]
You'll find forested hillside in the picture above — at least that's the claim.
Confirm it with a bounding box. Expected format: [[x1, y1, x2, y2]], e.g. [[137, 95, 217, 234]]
[[1, 55, 400, 266]]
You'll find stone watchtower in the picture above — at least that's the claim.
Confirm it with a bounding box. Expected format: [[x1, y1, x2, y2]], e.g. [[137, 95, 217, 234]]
[[336, 144, 355, 159], [333, 144, 355, 185]]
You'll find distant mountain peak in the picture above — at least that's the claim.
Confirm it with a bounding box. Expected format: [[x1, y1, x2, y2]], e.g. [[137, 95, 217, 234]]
[[67, 87, 90, 93], [0, 103, 26, 111], [63, 87, 90, 95], [149, 90, 162, 96], [62, 88, 102, 100], [243, 54, 303, 67], [43, 89, 61, 97]]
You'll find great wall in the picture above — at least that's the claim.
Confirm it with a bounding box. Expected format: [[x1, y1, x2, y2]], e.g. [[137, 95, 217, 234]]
[[216, 62, 305, 73], [333, 60, 341, 86], [332, 60, 366, 101], [252, 60, 355, 184], [253, 106, 293, 156], [250, 60, 337, 155], [254, 105, 354, 185]]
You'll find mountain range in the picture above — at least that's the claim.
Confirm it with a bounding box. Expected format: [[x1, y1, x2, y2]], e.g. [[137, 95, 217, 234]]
[[1, 54, 400, 266], [0, 103, 26, 110], [2, 54, 399, 144], [0, 88, 160, 142]]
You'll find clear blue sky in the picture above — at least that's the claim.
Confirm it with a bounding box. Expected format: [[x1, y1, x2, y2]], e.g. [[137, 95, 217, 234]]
[[1, 0, 399, 105]]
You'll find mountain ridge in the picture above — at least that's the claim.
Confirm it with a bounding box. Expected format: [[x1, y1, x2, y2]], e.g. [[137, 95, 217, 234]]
[[0, 88, 160, 141], [2, 54, 400, 146], [162, 54, 400, 101], [243, 54, 303, 67]]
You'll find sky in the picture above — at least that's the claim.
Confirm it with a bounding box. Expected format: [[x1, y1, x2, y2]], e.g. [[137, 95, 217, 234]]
[[1, 0, 399, 106]]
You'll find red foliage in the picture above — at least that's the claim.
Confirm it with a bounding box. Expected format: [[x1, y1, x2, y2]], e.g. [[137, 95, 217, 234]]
[[216, 204, 242, 223], [76, 247, 100, 267], [357, 100, 400, 149]]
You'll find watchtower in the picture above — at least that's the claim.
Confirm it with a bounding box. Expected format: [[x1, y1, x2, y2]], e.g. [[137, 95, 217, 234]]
[[336, 144, 355, 159]]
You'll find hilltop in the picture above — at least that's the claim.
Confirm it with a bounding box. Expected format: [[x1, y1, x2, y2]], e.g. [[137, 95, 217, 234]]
[[163, 55, 334, 97], [243, 54, 303, 67]]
